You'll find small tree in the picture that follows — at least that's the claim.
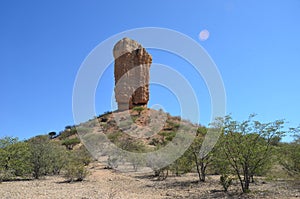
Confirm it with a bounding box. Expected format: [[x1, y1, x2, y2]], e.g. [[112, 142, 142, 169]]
[[64, 163, 88, 182], [28, 135, 52, 179], [59, 127, 77, 140], [48, 142, 68, 175], [73, 146, 93, 166], [120, 139, 146, 171], [0, 137, 32, 179], [64, 151, 89, 182], [169, 149, 193, 176], [189, 126, 215, 182], [5, 142, 32, 177], [48, 131, 56, 139], [215, 115, 285, 193], [280, 129, 300, 179]]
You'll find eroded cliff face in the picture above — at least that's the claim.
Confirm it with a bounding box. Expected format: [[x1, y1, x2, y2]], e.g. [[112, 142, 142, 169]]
[[113, 38, 152, 111]]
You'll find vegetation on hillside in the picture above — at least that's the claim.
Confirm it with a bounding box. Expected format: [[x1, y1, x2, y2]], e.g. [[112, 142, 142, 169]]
[[0, 133, 91, 183], [0, 110, 299, 195]]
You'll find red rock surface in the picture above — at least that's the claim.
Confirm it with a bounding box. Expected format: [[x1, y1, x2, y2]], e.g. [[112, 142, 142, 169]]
[[113, 38, 152, 111]]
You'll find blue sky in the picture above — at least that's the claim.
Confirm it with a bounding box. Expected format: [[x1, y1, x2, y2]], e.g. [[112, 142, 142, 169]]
[[0, 0, 299, 141]]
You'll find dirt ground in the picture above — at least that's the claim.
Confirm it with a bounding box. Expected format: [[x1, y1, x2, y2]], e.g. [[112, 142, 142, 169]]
[[0, 163, 299, 199]]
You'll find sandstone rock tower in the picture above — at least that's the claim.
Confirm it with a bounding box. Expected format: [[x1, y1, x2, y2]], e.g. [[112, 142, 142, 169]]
[[113, 38, 152, 111]]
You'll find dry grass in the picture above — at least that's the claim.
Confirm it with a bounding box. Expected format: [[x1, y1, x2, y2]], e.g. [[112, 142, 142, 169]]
[[0, 163, 299, 199]]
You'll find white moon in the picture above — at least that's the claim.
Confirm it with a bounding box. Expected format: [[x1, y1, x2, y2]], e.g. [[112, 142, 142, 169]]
[[199, 29, 210, 41]]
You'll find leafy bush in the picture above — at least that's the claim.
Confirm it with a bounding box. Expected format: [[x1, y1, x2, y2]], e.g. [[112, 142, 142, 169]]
[[166, 120, 180, 130], [62, 137, 81, 150], [0, 137, 32, 179], [169, 149, 194, 176], [28, 135, 53, 179], [126, 154, 144, 171], [59, 128, 77, 140], [0, 169, 14, 182], [6, 142, 32, 177], [64, 151, 89, 182], [107, 131, 122, 143], [118, 139, 146, 152], [279, 135, 300, 179], [64, 163, 88, 182], [149, 138, 161, 146], [158, 131, 176, 143], [28, 135, 75, 178], [0, 135, 91, 182], [48, 143, 68, 175], [220, 174, 233, 192], [73, 146, 93, 166], [131, 115, 138, 122], [132, 106, 145, 115]]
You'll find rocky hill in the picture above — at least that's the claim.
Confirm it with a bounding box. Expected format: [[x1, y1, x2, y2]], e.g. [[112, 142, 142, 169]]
[[63, 107, 197, 173]]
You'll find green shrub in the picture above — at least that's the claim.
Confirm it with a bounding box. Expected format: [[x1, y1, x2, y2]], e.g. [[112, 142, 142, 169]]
[[48, 143, 68, 175], [107, 131, 122, 143], [28, 135, 52, 179], [64, 163, 88, 182], [158, 131, 176, 143], [6, 142, 32, 177], [118, 139, 146, 152], [0, 169, 14, 182], [0, 137, 32, 180], [74, 146, 93, 166], [131, 115, 138, 122], [166, 120, 180, 130], [220, 174, 233, 192], [132, 106, 145, 114], [64, 151, 89, 182], [59, 128, 77, 140], [149, 138, 161, 146], [62, 138, 81, 150], [126, 154, 144, 171]]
